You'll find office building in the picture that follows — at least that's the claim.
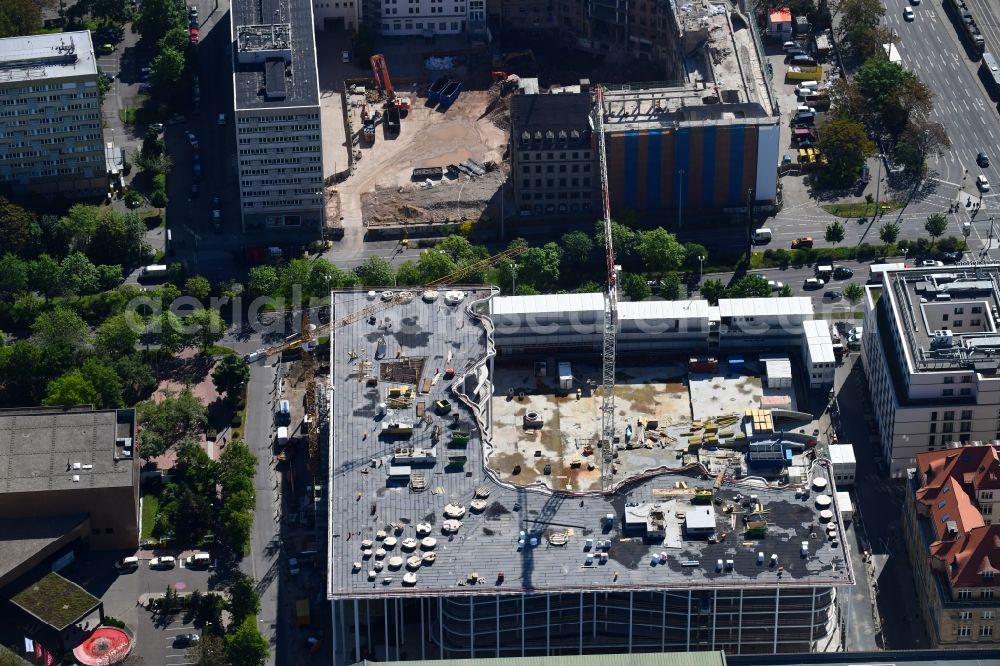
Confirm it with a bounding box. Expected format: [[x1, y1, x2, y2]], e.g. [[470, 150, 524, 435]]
[[510, 91, 599, 217], [0, 31, 105, 196], [326, 289, 850, 665], [314, 0, 361, 31], [861, 264, 1000, 476], [0, 406, 139, 588], [231, 0, 325, 232], [905, 445, 1000, 647], [367, 0, 486, 35]]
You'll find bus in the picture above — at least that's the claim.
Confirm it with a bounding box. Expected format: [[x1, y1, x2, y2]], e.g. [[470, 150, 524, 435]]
[[982, 52, 1000, 95]]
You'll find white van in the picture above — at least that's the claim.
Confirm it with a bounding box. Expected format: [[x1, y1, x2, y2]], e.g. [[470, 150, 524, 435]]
[[275, 400, 291, 425], [796, 81, 819, 93], [276, 426, 289, 448], [186, 553, 211, 568], [753, 228, 773, 243], [115, 556, 139, 572], [149, 556, 176, 569]]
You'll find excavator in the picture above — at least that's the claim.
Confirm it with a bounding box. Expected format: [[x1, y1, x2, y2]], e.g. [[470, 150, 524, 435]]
[[370, 54, 410, 112]]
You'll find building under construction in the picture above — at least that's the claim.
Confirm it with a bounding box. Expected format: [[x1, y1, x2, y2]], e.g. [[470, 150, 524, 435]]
[[326, 288, 851, 664]]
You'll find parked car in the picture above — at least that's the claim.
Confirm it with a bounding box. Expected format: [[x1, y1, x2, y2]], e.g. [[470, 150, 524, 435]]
[[97, 43, 115, 55], [211, 209, 222, 233], [218, 112, 226, 125], [342, 50, 350, 63], [114, 556, 139, 573], [832, 266, 853, 279], [824, 290, 843, 300], [189, 27, 199, 43], [149, 556, 176, 570], [767, 280, 784, 291], [174, 633, 200, 647], [921, 259, 944, 267], [791, 237, 814, 249], [942, 251, 963, 263], [977, 174, 991, 191], [804, 277, 825, 289], [978, 152, 990, 168]]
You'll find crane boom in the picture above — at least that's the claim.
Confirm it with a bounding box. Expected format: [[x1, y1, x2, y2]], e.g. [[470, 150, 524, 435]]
[[370, 54, 394, 100], [594, 85, 618, 493], [261, 245, 528, 359]]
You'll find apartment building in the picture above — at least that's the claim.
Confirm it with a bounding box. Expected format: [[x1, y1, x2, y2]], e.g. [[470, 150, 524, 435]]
[[905, 445, 1000, 647], [0, 31, 106, 196], [231, 0, 325, 232], [313, 0, 361, 31], [861, 264, 1000, 477], [370, 0, 486, 36], [510, 92, 598, 217]]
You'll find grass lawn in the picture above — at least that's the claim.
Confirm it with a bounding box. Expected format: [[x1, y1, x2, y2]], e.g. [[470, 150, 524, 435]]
[[141, 492, 160, 541], [206, 345, 237, 357], [821, 201, 903, 218], [12, 572, 100, 630]]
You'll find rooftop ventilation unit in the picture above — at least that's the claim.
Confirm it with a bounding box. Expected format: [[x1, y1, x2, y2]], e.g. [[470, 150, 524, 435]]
[[932, 330, 954, 348]]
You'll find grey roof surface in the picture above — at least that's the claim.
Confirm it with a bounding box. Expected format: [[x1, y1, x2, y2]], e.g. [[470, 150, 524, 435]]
[[231, 0, 319, 109], [511, 93, 593, 133], [0, 407, 135, 493], [0, 31, 96, 82], [328, 291, 853, 600], [0, 514, 88, 583], [354, 653, 727, 666]]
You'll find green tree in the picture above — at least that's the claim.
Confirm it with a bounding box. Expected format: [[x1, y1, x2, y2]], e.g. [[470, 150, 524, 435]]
[[247, 266, 279, 300], [225, 617, 269, 666], [700, 279, 726, 305], [778, 285, 794, 297], [60, 252, 101, 295], [0, 254, 29, 298], [817, 118, 875, 186], [844, 282, 865, 305], [29, 254, 64, 300], [42, 370, 99, 407], [575, 280, 602, 293], [353, 256, 395, 287], [637, 227, 685, 273], [136, 387, 208, 461], [150, 311, 187, 354], [219, 439, 257, 484], [97, 264, 124, 290], [838, 0, 886, 55], [221, 498, 254, 557], [824, 220, 846, 245], [61, 204, 102, 254], [32, 307, 92, 372], [682, 243, 709, 272], [594, 220, 639, 265], [0, 0, 44, 38], [96, 313, 140, 358], [620, 273, 651, 301], [417, 250, 457, 283], [661, 272, 682, 300], [0, 341, 44, 403], [89, 211, 150, 269], [0, 196, 37, 256], [212, 355, 250, 404], [185, 276, 212, 302], [136, 0, 186, 44], [228, 573, 261, 626], [560, 231, 594, 272], [879, 221, 900, 247], [184, 309, 225, 354], [307, 259, 354, 295], [517, 242, 563, 290], [84, 0, 132, 23], [925, 213, 948, 239], [190, 631, 228, 666], [80, 357, 125, 408], [727, 275, 771, 298], [436, 235, 487, 265], [174, 438, 219, 495], [395, 261, 422, 286], [112, 353, 157, 404], [277, 259, 312, 301]]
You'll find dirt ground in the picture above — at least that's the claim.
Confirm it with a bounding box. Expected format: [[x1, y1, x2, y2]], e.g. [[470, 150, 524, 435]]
[[490, 363, 693, 492], [343, 88, 509, 230]]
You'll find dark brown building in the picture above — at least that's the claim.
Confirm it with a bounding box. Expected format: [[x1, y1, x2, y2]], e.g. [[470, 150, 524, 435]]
[[510, 91, 598, 218], [0, 407, 139, 588]]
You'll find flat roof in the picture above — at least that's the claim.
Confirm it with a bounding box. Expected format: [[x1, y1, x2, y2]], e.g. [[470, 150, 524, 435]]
[[328, 291, 853, 600], [718, 297, 813, 318], [827, 444, 855, 465], [880, 264, 1000, 374], [803, 319, 835, 364], [0, 31, 96, 82], [510, 93, 593, 134], [0, 407, 136, 494], [354, 653, 727, 666], [11, 571, 100, 631], [0, 514, 88, 584], [231, 0, 319, 109], [490, 292, 604, 316]]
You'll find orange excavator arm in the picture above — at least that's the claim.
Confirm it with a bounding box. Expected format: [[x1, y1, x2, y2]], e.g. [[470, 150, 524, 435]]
[[370, 54, 394, 100]]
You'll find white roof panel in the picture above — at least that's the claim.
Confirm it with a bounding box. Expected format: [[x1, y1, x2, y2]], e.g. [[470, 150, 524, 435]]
[[490, 292, 604, 316], [803, 319, 836, 364], [828, 444, 856, 464], [619, 299, 710, 321], [717, 297, 813, 318]]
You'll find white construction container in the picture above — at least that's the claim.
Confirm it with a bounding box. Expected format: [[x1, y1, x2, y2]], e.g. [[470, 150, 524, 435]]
[[828, 443, 856, 486], [836, 491, 853, 523], [558, 362, 572, 390]]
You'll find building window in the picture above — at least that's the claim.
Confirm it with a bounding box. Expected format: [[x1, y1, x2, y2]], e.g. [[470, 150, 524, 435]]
[[955, 307, 965, 314], [943, 389, 954, 396], [961, 421, 971, 432], [958, 625, 971, 637], [984, 589, 995, 599], [984, 610, 997, 620], [931, 411, 938, 421], [960, 388, 972, 396], [959, 590, 973, 599], [930, 423, 937, 433], [945, 376, 955, 384], [983, 491, 995, 500], [962, 410, 973, 420], [981, 626, 993, 637], [961, 611, 973, 620], [945, 411, 955, 420], [963, 376, 972, 383], [955, 320, 963, 327], [928, 435, 936, 446]]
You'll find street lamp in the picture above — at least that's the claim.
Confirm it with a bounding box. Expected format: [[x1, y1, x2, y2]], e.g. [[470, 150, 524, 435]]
[[698, 255, 705, 283], [677, 169, 685, 232], [511, 263, 518, 295], [873, 154, 884, 218]]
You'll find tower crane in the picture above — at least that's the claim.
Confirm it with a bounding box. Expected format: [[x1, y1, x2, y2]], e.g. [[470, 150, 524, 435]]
[[594, 85, 620, 492]]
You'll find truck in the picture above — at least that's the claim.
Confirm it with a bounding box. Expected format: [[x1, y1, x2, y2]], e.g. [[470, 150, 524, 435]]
[[883, 42, 901, 64], [385, 103, 401, 134], [139, 264, 168, 282], [428, 76, 449, 103], [439, 80, 462, 109], [296, 599, 311, 626], [786, 65, 823, 81]]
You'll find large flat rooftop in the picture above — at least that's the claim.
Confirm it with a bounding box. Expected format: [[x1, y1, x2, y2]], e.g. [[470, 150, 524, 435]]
[[0, 31, 96, 83], [601, 0, 776, 131], [327, 291, 853, 599], [231, 0, 319, 110], [880, 264, 1000, 374], [0, 407, 135, 494]]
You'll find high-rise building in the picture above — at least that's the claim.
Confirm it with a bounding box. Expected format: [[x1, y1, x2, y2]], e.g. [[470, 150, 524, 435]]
[[861, 264, 1000, 476], [905, 445, 1000, 647], [231, 0, 326, 232], [0, 31, 106, 196]]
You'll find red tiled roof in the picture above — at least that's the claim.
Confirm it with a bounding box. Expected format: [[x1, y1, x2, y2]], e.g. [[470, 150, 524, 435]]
[[915, 446, 1000, 588]]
